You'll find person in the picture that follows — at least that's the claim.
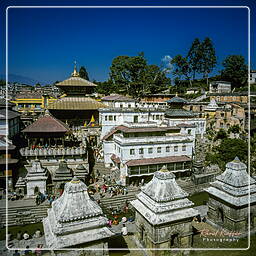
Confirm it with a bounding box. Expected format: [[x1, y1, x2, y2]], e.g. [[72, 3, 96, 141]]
[[107, 219, 112, 227], [121, 216, 127, 223], [35, 195, 40, 205], [35, 244, 42, 256], [24, 246, 31, 255], [33, 229, 41, 238], [16, 230, 22, 240], [121, 224, 128, 236], [23, 231, 29, 240], [13, 250, 20, 256]]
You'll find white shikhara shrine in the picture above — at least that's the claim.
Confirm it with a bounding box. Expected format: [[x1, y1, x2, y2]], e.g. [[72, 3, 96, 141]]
[[131, 166, 199, 251], [43, 176, 114, 250]]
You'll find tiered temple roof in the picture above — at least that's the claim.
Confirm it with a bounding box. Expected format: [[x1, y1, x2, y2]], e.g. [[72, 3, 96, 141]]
[[205, 99, 218, 111], [22, 110, 69, 134], [15, 177, 26, 189], [74, 164, 89, 181], [205, 157, 256, 207], [43, 176, 114, 248], [53, 159, 73, 182], [25, 159, 48, 182], [165, 95, 197, 118], [131, 166, 198, 225]]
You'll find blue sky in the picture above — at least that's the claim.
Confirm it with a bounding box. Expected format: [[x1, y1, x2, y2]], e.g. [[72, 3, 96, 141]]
[[1, 0, 254, 84]]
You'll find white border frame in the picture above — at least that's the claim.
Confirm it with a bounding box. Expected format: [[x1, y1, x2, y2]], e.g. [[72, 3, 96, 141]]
[[5, 5, 251, 253]]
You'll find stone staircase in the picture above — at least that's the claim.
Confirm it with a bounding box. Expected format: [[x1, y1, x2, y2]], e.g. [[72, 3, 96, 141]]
[[93, 161, 112, 175], [0, 202, 50, 227]]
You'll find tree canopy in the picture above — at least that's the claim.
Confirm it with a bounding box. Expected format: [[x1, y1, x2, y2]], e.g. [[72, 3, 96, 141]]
[[79, 66, 90, 80], [109, 53, 170, 98], [220, 55, 248, 88]]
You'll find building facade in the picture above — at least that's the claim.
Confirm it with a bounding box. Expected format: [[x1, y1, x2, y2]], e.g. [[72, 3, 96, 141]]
[[102, 122, 194, 185]]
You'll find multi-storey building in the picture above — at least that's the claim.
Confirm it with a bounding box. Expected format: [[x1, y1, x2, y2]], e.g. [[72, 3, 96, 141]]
[[102, 122, 194, 185]]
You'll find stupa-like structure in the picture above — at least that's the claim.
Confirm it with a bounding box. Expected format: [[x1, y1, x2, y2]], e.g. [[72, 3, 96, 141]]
[[204, 98, 218, 112], [205, 157, 256, 232], [15, 177, 26, 195], [25, 159, 48, 197], [131, 166, 199, 254], [43, 177, 114, 252], [74, 164, 89, 182], [52, 159, 73, 194]]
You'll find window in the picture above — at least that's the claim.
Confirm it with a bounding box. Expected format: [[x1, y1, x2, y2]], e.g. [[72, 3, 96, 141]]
[[148, 148, 153, 154], [109, 115, 113, 121], [118, 147, 121, 153], [134, 115, 138, 123], [130, 149, 135, 155], [182, 145, 186, 151], [114, 116, 116, 121], [157, 147, 161, 153], [188, 129, 191, 135], [128, 104, 131, 108], [139, 148, 144, 154], [174, 146, 178, 152], [120, 104, 123, 108], [156, 115, 160, 120], [166, 146, 170, 152]]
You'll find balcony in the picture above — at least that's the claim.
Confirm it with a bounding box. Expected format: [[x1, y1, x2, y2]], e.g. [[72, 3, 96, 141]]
[[20, 146, 86, 157]]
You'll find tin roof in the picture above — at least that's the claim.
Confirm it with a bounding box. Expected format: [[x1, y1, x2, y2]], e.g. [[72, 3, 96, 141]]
[[101, 94, 135, 102]]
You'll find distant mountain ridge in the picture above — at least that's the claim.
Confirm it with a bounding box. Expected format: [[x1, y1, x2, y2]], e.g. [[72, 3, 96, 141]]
[[0, 73, 44, 85]]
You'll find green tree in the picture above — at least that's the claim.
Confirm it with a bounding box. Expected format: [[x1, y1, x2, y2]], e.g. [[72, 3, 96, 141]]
[[206, 138, 248, 170], [79, 66, 89, 80], [214, 129, 227, 141], [187, 38, 202, 81], [221, 55, 248, 88], [109, 53, 170, 98], [227, 124, 240, 134], [171, 55, 191, 86], [199, 37, 217, 86]]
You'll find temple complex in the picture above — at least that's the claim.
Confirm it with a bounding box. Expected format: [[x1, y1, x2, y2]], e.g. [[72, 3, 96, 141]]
[[48, 64, 106, 126], [43, 177, 114, 253], [131, 166, 199, 255], [205, 157, 256, 232]]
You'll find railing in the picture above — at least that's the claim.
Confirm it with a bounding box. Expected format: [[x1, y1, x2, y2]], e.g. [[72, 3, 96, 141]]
[[20, 147, 86, 157]]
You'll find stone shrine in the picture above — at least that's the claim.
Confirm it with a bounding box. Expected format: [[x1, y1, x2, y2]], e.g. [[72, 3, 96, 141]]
[[131, 166, 199, 255], [25, 159, 48, 197], [15, 177, 26, 195], [43, 177, 114, 253], [74, 164, 89, 182], [52, 159, 73, 194], [205, 157, 256, 232]]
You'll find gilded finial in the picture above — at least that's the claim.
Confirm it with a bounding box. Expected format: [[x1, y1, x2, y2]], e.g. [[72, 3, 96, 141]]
[[71, 61, 79, 77]]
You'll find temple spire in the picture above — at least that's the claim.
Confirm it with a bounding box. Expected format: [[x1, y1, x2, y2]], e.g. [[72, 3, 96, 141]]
[[71, 61, 79, 77]]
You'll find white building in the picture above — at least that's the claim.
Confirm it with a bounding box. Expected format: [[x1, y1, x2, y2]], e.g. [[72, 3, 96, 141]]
[[101, 94, 136, 108], [250, 70, 256, 84], [209, 81, 231, 93], [99, 108, 165, 139], [102, 122, 194, 186]]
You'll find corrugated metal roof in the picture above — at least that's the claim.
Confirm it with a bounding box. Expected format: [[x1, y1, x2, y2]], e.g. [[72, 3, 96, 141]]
[[48, 96, 106, 110], [56, 77, 97, 87], [0, 109, 20, 120]]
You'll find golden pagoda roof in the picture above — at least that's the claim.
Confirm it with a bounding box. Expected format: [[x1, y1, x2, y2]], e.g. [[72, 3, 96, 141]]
[[56, 76, 97, 87], [48, 96, 106, 110]]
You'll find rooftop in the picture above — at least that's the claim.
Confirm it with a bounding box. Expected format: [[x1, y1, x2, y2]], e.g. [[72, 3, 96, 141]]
[[126, 155, 191, 167], [56, 76, 97, 87], [0, 109, 20, 120], [205, 157, 256, 207], [22, 111, 69, 133], [166, 96, 188, 104], [101, 94, 135, 102], [131, 166, 198, 225], [48, 96, 106, 110]]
